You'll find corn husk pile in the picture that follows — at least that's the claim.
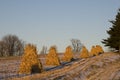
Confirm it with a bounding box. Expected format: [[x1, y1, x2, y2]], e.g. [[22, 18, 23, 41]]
[[90, 45, 104, 56], [90, 46, 97, 56], [96, 45, 104, 54], [18, 44, 43, 74], [46, 46, 60, 66], [80, 46, 89, 58], [62, 46, 73, 62]]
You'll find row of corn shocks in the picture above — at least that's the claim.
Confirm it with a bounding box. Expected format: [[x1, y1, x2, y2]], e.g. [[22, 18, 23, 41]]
[[80, 45, 104, 58], [18, 44, 104, 74]]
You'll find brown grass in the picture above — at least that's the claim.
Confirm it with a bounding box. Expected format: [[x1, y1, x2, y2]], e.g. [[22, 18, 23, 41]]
[[12, 52, 120, 80]]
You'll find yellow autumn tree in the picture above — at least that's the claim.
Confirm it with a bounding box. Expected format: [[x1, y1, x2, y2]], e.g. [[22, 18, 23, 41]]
[[18, 44, 43, 74], [80, 46, 89, 58], [46, 46, 60, 66], [62, 46, 73, 62], [96, 45, 104, 54]]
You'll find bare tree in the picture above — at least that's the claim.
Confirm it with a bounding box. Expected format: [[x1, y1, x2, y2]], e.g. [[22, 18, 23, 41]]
[[0, 41, 9, 56], [0, 41, 4, 56], [0, 34, 24, 56], [40, 46, 47, 54], [71, 39, 83, 53]]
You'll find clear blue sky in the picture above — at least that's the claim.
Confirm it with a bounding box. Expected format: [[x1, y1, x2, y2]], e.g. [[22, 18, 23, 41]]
[[0, 0, 120, 52]]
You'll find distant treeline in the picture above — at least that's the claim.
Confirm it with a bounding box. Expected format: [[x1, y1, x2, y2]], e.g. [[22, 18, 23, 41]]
[[0, 34, 24, 57], [0, 34, 83, 57]]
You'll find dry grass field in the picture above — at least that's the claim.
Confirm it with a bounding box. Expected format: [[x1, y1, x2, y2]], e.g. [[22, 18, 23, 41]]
[[0, 52, 120, 80]]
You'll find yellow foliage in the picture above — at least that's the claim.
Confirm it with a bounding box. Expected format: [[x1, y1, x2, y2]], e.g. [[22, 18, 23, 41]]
[[18, 44, 43, 74], [46, 46, 60, 66], [80, 46, 89, 58], [62, 46, 73, 62]]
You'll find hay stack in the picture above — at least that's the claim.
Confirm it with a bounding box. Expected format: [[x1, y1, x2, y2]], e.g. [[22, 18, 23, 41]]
[[90, 46, 97, 56], [96, 45, 104, 54], [46, 46, 60, 66], [62, 46, 73, 62], [80, 46, 89, 58], [90, 45, 104, 56], [18, 44, 43, 74]]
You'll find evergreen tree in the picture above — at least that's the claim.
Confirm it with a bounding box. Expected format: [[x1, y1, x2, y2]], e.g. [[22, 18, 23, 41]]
[[102, 9, 120, 53]]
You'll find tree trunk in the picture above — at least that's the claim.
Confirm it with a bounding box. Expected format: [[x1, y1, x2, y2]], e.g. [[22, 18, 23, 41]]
[[119, 45, 120, 53]]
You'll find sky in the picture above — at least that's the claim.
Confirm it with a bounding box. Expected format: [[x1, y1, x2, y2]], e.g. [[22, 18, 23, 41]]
[[0, 0, 120, 53]]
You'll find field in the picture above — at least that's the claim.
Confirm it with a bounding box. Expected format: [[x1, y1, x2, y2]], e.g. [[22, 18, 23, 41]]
[[0, 52, 120, 80]]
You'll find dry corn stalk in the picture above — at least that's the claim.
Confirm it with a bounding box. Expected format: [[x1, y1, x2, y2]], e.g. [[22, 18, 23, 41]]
[[90, 46, 97, 56], [18, 44, 43, 74], [80, 46, 89, 58], [62, 46, 73, 62], [90, 45, 104, 57], [96, 45, 104, 54], [46, 46, 60, 66]]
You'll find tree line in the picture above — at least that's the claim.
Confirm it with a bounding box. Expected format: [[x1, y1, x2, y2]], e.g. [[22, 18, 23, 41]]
[[0, 34, 82, 57], [0, 35, 24, 57]]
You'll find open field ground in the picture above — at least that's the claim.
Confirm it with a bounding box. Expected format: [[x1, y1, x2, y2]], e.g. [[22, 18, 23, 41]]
[[0, 52, 120, 80]]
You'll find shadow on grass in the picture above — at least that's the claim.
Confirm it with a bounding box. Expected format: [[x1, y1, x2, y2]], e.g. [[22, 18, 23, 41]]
[[0, 58, 80, 80], [45, 58, 80, 71]]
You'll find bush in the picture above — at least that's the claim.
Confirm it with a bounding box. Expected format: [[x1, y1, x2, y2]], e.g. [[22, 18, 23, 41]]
[[18, 44, 43, 74]]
